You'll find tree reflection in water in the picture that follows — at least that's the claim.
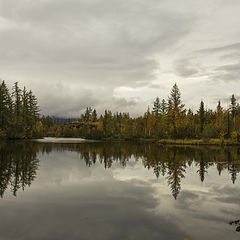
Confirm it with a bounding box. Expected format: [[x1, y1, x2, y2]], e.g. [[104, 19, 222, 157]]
[[0, 141, 240, 201], [0, 141, 39, 197], [47, 142, 240, 200]]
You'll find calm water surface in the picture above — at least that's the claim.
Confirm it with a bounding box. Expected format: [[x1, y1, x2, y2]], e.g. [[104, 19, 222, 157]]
[[0, 139, 239, 240]]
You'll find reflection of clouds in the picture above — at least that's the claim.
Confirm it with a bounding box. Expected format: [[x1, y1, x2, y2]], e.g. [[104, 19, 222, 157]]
[[174, 190, 203, 209], [1, 145, 240, 240], [212, 186, 240, 207], [151, 165, 240, 240], [36, 151, 115, 186], [0, 179, 187, 240], [113, 159, 155, 182]]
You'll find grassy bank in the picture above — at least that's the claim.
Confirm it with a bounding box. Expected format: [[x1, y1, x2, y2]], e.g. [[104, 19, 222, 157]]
[[158, 138, 240, 146]]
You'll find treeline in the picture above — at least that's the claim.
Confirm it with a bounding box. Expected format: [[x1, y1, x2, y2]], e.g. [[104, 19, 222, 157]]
[[1, 80, 240, 141], [49, 83, 240, 141], [0, 81, 43, 139]]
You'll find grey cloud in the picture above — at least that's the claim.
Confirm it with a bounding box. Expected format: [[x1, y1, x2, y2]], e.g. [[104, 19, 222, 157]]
[[174, 58, 199, 77], [40, 87, 98, 117], [112, 97, 139, 108], [0, 0, 197, 116], [220, 52, 240, 60], [212, 62, 240, 82], [188, 42, 240, 85], [148, 83, 164, 89], [0, 0, 194, 65], [196, 42, 240, 55], [215, 63, 240, 72], [0, 0, 239, 115]]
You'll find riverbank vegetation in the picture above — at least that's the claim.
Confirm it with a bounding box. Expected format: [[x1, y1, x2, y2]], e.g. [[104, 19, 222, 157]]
[[1, 80, 240, 143], [45, 83, 240, 144]]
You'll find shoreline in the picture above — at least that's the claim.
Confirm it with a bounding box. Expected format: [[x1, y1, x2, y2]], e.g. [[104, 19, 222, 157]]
[[1, 137, 240, 146], [157, 139, 240, 146]]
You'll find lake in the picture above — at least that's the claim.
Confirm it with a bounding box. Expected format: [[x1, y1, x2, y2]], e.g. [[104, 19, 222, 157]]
[[0, 139, 239, 240]]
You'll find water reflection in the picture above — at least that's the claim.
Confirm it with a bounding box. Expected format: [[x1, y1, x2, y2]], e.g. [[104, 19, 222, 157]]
[[0, 141, 239, 240], [0, 141, 39, 197], [1, 141, 240, 200], [40, 142, 240, 199]]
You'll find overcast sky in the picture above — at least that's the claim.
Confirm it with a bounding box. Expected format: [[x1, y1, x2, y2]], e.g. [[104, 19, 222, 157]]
[[0, 0, 240, 117]]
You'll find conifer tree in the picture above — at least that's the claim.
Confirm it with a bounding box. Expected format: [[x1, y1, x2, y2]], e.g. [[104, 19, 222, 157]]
[[198, 100, 205, 133], [92, 109, 97, 122], [216, 100, 223, 115], [160, 99, 167, 115], [152, 97, 161, 116], [168, 83, 185, 137], [0, 81, 12, 132], [12, 82, 22, 121], [230, 94, 237, 118], [230, 94, 237, 130], [28, 90, 40, 123]]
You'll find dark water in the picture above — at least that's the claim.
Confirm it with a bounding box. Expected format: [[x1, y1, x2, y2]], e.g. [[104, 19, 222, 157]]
[[0, 140, 240, 240]]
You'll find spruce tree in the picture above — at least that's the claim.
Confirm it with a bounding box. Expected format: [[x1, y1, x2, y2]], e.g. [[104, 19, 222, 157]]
[[160, 99, 167, 115], [12, 82, 22, 120], [0, 81, 12, 132], [152, 97, 161, 116], [198, 100, 205, 133], [22, 87, 29, 132], [229, 94, 237, 130], [11, 82, 24, 138], [28, 90, 40, 123], [230, 94, 237, 118], [168, 83, 185, 137], [92, 109, 97, 122], [216, 100, 223, 115]]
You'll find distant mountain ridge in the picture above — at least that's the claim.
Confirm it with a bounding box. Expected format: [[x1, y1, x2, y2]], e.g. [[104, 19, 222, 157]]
[[52, 117, 79, 123]]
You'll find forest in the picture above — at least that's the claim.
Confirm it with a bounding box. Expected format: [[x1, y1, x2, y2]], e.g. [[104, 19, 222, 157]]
[[1, 80, 240, 143], [0, 81, 42, 139]]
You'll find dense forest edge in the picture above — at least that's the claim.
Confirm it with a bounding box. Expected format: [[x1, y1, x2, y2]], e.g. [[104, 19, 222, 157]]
[[1, 80, 240, 144]]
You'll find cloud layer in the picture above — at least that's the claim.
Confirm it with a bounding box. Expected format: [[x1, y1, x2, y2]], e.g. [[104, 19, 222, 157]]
[[0, 0, 239, 116]]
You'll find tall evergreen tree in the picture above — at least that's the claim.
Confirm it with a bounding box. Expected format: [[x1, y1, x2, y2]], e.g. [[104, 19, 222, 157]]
[[229, 94, 237, 131], [12, 82, 22, 121], [230, 94, 237, 118], [0, 81, 12, 132], [160, 99, 167, 115], [28, 90, 40, 123], [152, 97, 161, 116], [168, 83, 185, 137], [216, 100, 223, 115], [198, 100, 205, 133], [92, 109, 97, 122]]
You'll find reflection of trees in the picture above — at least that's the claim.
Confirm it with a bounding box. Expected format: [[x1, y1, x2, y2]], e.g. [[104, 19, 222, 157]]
[[166, 149, 186, 199], [1, 141, 240, 199], [38, 142, 240, 199], [0, 141, 39, 197], [196, 151, 208, 182], [226, 150, 240, 184]]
